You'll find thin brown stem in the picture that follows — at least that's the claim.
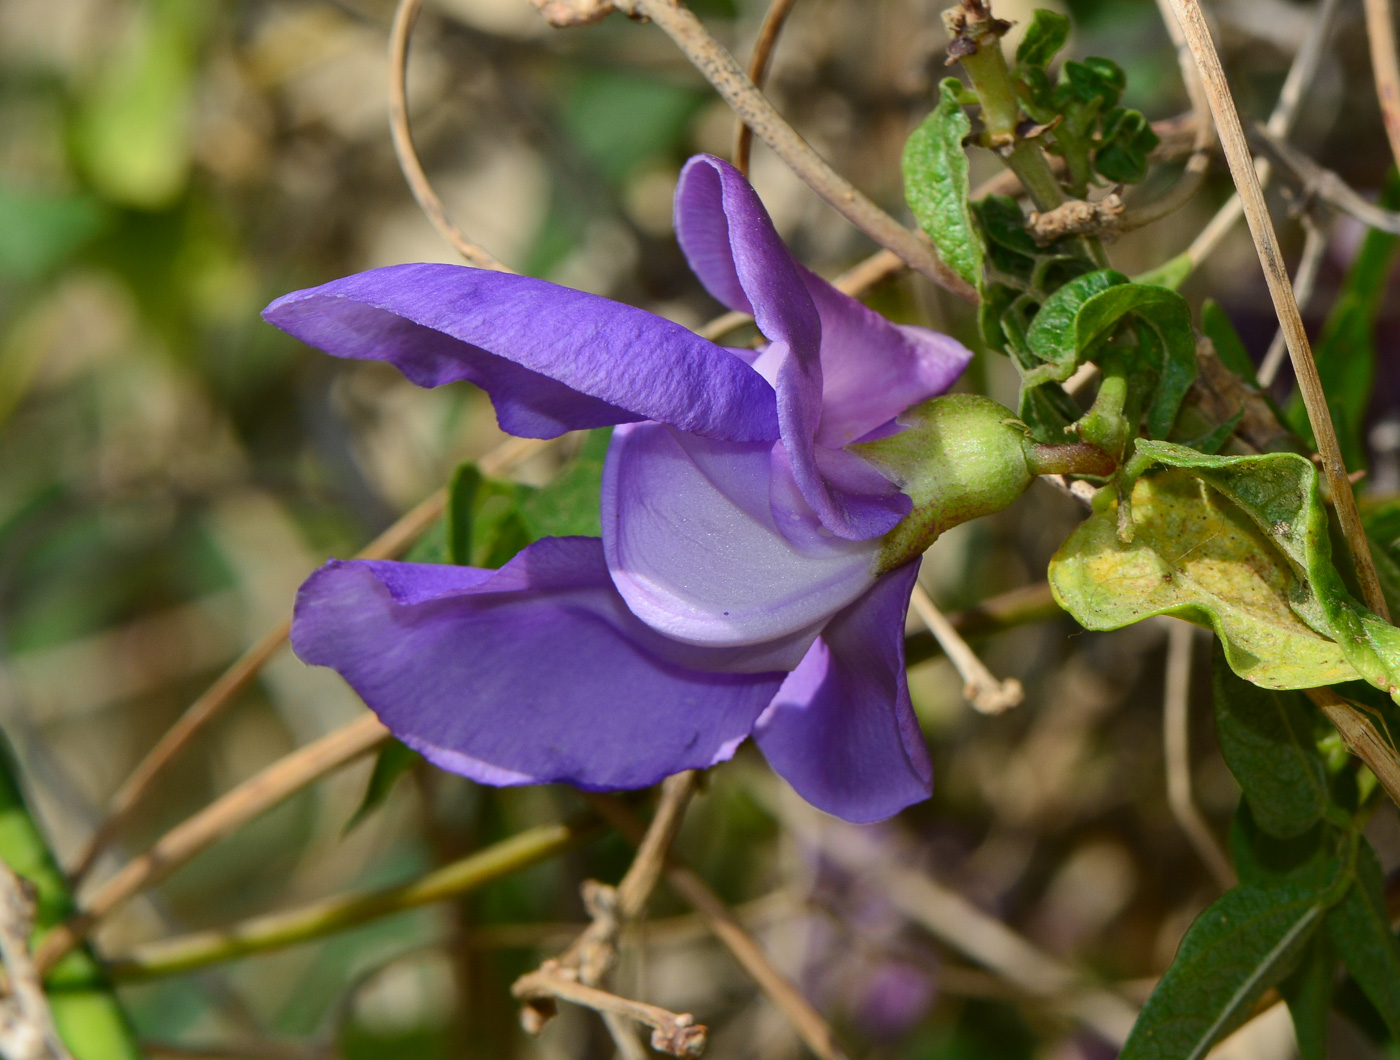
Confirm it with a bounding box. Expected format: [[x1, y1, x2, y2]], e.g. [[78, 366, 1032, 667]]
[[589, 793, 851, 1060], [390, 0, 511, 271], [909, 585, 1023, 714], [513, 968, 706, 1057], [38, 714, 392, 976], [1162, 623, 1236, 890], [733, 0, 799, 177], [1365, 0, 1400, 173], [623, 0, 977, 301], [69, 437, 548, 885], [1308, 687, 1400, 808], [615, 772, 698, 919], [1258, 213, 1326, 388], [1163, 0, 1390, 621]]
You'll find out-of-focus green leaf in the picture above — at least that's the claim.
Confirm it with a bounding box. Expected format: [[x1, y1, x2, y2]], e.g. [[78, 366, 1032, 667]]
[[562, 71, 703, 185], [74, 0, 203, 209], [447, 464, 532, 569], [1278, 933, 1335, 1060], [1327, 841, 1400, 1040], [518, 429, 610, 540], [0, 732, 142, 1060], [1120, 877, 1335, 1060], [1049, 467, 1359, 689], [1015, 9, 1071, 68], [0, 187, 108, 280], [1212, 641, 1329, 838], [1201, 300, 1260, 388], [1286, 173, 1400, 469], [903, 79, 984, 292], [344, 741, 421, 835], [1363, 498, 1400, 619], [1132, 251, 1191, 292]]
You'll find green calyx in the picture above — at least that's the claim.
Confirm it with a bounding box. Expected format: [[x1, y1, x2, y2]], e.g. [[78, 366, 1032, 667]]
[[854, 394, 1115, 572]]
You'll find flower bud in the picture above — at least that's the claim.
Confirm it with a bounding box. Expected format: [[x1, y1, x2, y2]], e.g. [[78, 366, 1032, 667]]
[[853, 394, 1035, 572]]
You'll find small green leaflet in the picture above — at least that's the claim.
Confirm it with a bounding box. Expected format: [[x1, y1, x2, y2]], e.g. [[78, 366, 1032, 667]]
[[1015, 9, 1070, 69], [518, 427, 611, 540], [1212, 642, 1330, 838], [1095, 107, 1160, 185], [448, 463, 532, 568], [1024, 269, 1126, 384], [1201, 300, 1260, 388], [903, 78, 984, 293], [1326, 841, 1400, 1041], [1048, 467, 1359, 690], [344, 740, 421, 835], [1120, 878, 1334, 1060]]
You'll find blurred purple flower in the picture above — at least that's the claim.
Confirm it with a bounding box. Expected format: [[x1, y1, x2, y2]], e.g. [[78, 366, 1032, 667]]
[[263, 155, 970, 822]]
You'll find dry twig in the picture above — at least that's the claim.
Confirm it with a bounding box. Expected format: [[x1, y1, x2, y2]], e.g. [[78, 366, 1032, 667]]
[[1161, 623, 1235, 890], [908, 585, 1023, 714], [733, 0, 800, 177], [1258, 213, 1326, 388], [0, 867, 71, 1060], [37, 714, 391, 976], [513, 967, 706, 1057], [1365, 0, 1400, 173], [1162, 0, 1390, 621], [1308, 687, 1400, 808]]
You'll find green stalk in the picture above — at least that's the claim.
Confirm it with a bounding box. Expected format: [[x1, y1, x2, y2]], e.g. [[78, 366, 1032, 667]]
[[0, 733, 142, 1060], [106, 818, 599, 981]]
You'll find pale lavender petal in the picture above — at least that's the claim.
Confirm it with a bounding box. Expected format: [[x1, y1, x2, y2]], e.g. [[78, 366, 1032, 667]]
[[754, 560, 931, 822], [601, 422, 881, 665], [291, 537, 784, 790], [800, 272, 973, 447], [673, 155, 913, 540], [264, 263, 778, 442]]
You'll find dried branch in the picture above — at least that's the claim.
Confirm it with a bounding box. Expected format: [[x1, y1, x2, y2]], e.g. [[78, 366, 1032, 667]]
[[528, 0, 618, 27], [589, 794, 851, 1060], [733, 0, 799, 177], [1308, 687, 1400, 809], [104, 819, 597, 981], [1258, 213, 1326, 388], [1249, 125, 1400, 235], [1026, 195, 1125, 244], [389, 0, 510, 271], [513, 967, 706, 1057], [0, 867, 71, 1060], [1161, 623, 1236, 890], [37, 714, 391, 976], [908, 584, 1023, 714], [619, 0, 978, 301], [1162, 0, 1390, 621], [1364, 0, 1400, 173], [69, 436, 547, 885]]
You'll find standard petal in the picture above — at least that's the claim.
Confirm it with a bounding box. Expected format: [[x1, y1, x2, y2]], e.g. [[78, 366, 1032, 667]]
[[264, 263, 779, 442], [800, 271, 973, 447], [601, 421, 881, 665], [291, 538, 784, 790], [754, 560, 932, 822], [674, 156, 915, 540]]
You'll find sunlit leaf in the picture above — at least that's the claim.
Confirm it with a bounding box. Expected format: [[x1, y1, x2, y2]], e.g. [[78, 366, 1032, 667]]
[[1049, 467, 1359, 689], [1121, 878, 1334, 1060], [903, 79, 984, 292], [1212, 641, 1330, 838], [1015, 9, 1071, 69], [1023, 268, 1126, 384]]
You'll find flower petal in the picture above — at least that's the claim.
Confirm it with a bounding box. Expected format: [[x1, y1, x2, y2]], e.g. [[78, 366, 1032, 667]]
[[800, 273, 973, 447], [601, 421, 880, 664], [674, 155, 912, 540], [754, 560, 932, 822], [291, 537, 784, 790], [264, 263, 779, 442]]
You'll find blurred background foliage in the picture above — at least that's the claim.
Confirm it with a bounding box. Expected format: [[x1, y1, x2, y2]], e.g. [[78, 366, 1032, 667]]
[[3, 0, 1400, 1056]]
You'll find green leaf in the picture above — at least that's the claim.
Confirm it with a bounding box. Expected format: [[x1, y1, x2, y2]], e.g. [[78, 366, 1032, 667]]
[[344, 741, 421, 835], [0, 731, 142, 1060], [447, 464, 532, 568], [1286, 172, 1400, 469], [1095, 108, 1160, 185], [1132, 251, 1191, 292], [1278, 933, 1336, 1060], [1121, 880, 1333, 1060], [1201, 300, 1260, 388], [1049, 467, 1360, 690], [1019, 381, 1081, 443], [1057, 57, 1125, 110], [518, 428, 610, 539], [1015, 9, 1071, 68], [903, 79, 984, 292], [1212, 641, 1330, 837], [1230, 803, 1341, 890], [1024, 269, 1127, 384], [1121, 442, 1400, 703], [1327, 840, 1400, 1040], [0, 187, 108, 281]]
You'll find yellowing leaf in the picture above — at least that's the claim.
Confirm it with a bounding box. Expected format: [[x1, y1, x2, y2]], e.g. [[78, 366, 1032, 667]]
[[1050, 468, 1359, 689]]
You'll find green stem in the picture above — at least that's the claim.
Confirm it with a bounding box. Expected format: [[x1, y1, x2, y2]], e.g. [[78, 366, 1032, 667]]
[[104, 818, 598, 982], [0, 732, 143, 1060], [1023, 440, 1118, 479]]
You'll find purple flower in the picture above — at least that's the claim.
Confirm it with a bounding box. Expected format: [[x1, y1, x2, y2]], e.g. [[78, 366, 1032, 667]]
[[264, 155, 971, 822]]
